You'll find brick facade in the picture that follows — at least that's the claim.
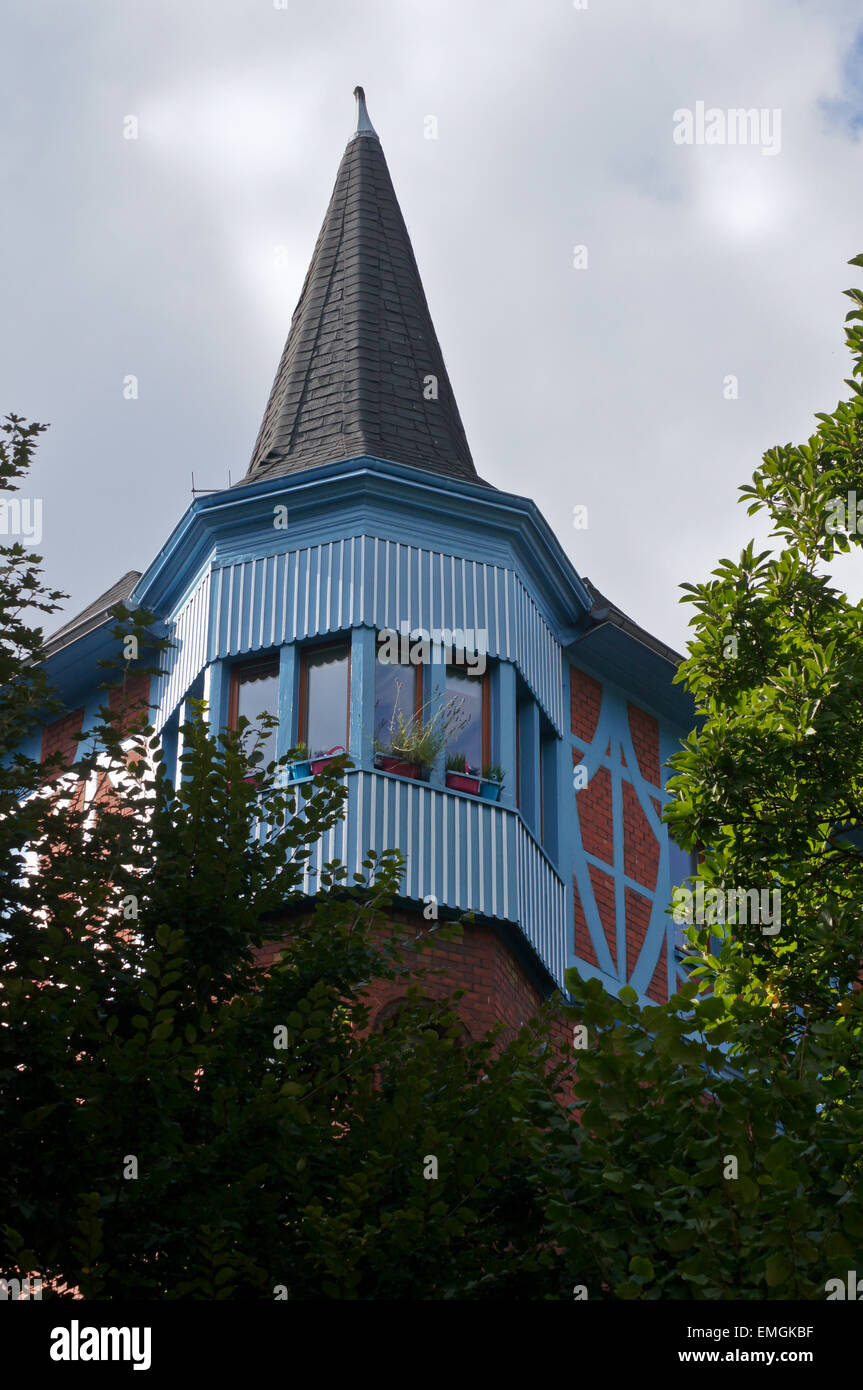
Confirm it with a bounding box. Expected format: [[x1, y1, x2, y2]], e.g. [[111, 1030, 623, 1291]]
[[622, 780, 659, 891], [570, 666, 603, 743], [576, 761, 613, 861], [573, 878, 599, 968], [107, 674, 152, 738], [570, 663, 671, 1002], [40, 707, 84, 775], [256, 908, 572, 1056], [589, 864, 617, 964], [627, 701, 661, 787]]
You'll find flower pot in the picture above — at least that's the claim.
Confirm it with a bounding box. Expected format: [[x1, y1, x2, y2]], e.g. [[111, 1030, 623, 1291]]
[[375, 754, 421, 779], [446, 771, 481, 795], [310, 745, 346, 774], [479, 779, 501, 802], [289, 760, 312, 781]]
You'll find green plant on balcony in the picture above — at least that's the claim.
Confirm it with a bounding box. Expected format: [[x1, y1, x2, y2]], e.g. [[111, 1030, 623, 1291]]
[[374, 691, 467, 770]]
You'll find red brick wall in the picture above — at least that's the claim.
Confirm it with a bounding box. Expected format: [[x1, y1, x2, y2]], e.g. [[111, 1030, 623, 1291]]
[[622, 781, 659, 891], [570, 666, 602, 743], [576, 761, 613, 862], [589, 864, 617, 965], [574, 867, 617, 971], [39, 676, 149, 781], [256, 910, 572, 1058], [364, 914, 549, 1049], [647, 942, 668, 1004], [40, 708, 84, 774], [573, 879, 599, 968], [624, 888, 651, 977], [108, 674, 151, 738], [627, 702, 661, 786]]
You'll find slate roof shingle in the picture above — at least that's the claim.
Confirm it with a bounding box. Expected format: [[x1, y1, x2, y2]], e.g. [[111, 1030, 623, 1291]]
[[42, 570, 142, 658], [245, 92, 480, 486]]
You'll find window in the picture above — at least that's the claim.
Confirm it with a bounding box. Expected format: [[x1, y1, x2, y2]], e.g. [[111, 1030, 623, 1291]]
[[229, 659, 280, 771], [445, 667, 489, 771], [374, 655, 421, 750], [299, 641, 350, 755]]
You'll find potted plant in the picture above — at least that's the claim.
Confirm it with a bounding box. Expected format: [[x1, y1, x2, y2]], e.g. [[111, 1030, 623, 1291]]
[[309, 744, 347, 774], [374, 749, 422, 778], [374, 692, 468, 780], [445, 752, 481, 796], [286, 741, 312, 781], [479, 764, 504, 802]]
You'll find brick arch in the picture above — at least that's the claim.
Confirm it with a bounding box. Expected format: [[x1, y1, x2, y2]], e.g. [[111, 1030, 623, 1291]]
[[371, 994, 472, 1044]]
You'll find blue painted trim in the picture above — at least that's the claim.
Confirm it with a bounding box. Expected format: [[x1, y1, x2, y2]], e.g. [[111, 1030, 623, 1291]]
[[351, 627, 376, 766], [130, 457, 594, 632], [277, 644, 300, 758], [496, 661, 517, 812]]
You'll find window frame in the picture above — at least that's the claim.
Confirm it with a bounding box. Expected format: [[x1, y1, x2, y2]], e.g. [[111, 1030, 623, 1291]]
[[228, 655, 281, 733], [228, 656, 281, 781], [373, 645, 424, 749], [297, 637, 352, 752], [444, 665, 490, 771]]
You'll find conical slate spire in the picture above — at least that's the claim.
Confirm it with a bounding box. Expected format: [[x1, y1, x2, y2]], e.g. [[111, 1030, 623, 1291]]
[[245, 87, 478, 485]]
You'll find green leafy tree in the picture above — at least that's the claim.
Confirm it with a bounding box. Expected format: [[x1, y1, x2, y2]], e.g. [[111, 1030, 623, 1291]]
[[0, 416, 567, 1300], [544, 257, 863, 1299]]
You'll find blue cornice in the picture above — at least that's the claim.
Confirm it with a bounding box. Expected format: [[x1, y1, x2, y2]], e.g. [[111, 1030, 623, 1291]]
[[132, 456, 595, 634]]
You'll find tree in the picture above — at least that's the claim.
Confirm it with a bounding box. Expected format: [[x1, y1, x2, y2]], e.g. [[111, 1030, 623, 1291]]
[[0, 414, 566, 1300], [543, 256, 863, 1299]]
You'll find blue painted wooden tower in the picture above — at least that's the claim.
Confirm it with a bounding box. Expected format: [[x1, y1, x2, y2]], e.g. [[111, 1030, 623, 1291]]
[[36, 89, 694, 1014]]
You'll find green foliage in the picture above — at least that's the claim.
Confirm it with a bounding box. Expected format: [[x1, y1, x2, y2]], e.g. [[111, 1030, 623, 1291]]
[[8, 246, 863, 1307], [0, 428, 567, 1299], [666, 254, 863, 1020], [545, 972, 863, 1299], [540, 255, 863, 1299]]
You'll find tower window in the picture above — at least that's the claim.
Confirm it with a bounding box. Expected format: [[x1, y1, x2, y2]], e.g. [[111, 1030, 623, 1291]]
[[444, 667, 489, 771], [298, 641, 350, 756], [374, 653, 421, 751], [229, 659, 280, 771]]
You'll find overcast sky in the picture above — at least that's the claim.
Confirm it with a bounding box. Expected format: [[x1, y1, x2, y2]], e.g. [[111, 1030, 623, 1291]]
[[3, 0, 863, 653]]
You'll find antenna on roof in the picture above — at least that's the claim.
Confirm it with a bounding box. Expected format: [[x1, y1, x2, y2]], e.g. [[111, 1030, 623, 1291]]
[[191, 470, 230, 497]]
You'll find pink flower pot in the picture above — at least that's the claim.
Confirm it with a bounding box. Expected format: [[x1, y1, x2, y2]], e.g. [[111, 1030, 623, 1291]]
[[376, 755, 421, 779], [310, 745, 346, 774], [446, 771, 481, 795]]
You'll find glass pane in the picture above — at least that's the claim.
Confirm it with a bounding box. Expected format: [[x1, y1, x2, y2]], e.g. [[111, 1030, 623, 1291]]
[[305, 645, 349, 755], [374, 661, 417, 750], [445, 669, 484, 770], [237, 665, 279, 769]]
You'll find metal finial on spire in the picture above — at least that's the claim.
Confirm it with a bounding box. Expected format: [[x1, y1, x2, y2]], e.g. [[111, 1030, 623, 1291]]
[[353, 86, 379, 139]]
